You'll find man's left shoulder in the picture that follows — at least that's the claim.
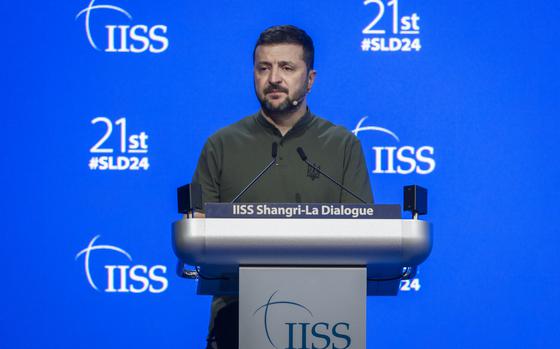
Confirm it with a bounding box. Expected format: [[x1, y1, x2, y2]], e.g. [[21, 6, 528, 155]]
[[311, 114, 360, 143]]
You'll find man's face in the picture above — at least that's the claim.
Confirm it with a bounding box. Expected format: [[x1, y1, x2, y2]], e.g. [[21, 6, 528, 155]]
[[254, 44, 316, 115]]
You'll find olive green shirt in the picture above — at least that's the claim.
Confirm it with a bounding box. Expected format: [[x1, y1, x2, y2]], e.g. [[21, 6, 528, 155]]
[[193, 109, 373, 204], [193, 110, 373, 203]]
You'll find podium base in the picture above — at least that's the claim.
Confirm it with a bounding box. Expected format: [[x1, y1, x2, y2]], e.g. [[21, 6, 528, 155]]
[[239, 267, 366, 349]]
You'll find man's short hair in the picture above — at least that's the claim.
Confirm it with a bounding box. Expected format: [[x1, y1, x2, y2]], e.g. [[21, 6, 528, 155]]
[[253, 25, 315, 71]]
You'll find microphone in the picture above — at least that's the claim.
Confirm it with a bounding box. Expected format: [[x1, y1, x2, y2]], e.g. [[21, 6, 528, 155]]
[[291, 91, 306, 106], [231, 143, 278, 203], [296, 147, 368, 204]]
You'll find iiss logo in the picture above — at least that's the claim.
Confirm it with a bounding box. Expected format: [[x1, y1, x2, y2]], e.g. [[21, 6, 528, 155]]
[[353, 116, 436, 175], [75, 0, 168, 53], [75, 235, 168, 293], [254, 291, 351, 349]]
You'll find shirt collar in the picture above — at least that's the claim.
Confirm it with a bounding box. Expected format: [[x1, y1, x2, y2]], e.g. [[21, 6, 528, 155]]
[[255, 108, 314, 137]]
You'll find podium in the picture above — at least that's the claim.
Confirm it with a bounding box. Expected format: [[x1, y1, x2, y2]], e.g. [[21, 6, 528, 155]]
[[172, 203, 432, 349]]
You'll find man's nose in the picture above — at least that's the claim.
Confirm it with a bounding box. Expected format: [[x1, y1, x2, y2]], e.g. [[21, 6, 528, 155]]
[[268, 66, 282, 84]]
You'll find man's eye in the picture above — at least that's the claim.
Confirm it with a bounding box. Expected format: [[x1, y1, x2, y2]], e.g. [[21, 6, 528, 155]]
[[283, 66, 294, 71]]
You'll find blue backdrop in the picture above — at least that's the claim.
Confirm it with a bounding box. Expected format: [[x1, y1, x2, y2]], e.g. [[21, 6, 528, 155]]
[[2, 0, 559, 348]]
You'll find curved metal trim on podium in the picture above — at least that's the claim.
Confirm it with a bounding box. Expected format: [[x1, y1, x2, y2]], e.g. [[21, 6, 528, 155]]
[[172, 217, 432, 276], [172, 199, 433, 347]]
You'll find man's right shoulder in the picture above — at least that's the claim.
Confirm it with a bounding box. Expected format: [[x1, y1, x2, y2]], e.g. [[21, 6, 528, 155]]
[[206, 114, 257, 144]]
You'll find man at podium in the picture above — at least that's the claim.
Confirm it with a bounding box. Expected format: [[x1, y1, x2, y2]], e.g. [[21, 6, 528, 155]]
[[192, 25, 373, 349]]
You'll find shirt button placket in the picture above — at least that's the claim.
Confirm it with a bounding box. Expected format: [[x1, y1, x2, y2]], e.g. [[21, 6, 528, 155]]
[[276, 137, 283, 165]]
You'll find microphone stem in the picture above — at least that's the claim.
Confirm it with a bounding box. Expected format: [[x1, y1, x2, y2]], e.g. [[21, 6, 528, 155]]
[[304, 160, 367, 204], [231, 158, 277, 203]]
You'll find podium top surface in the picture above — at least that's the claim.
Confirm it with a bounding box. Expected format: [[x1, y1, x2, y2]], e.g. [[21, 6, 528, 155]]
[[173, 217, 432, 268]]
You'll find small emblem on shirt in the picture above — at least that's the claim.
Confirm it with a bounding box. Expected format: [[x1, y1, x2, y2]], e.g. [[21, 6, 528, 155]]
[[307, 163, 320, 180]]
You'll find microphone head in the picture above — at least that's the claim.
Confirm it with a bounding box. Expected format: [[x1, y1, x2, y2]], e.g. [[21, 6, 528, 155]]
[[271, 142, 278, 158], [296, 147, 307, 161], [292, 91, 306, 106]]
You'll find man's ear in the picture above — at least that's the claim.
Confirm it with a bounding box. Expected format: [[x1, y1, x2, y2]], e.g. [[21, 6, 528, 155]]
[[307, 69, 317, 92]]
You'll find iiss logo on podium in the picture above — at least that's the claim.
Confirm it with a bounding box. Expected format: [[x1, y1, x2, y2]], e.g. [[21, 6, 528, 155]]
[[353, 116, 436, 175], [75, 235, 168, 293], [360, 0, 422, 53], [75, 0, 169, 53], [254, 291, 351, 349]]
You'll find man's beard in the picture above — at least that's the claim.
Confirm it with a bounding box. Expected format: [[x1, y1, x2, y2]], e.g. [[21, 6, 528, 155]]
[[260, 95, 298, 116], [258, 83, 307, 117]]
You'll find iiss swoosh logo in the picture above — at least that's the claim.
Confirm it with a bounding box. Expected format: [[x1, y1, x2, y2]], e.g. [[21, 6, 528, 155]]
[[253, 290, 314, 349], [75, 0, 132, 50], [75, 235, 132, 291], [75, 235, 168, 294], [352, 116, 400, 142], [351, 116, 436, 175], [74, 0, 168, 53]]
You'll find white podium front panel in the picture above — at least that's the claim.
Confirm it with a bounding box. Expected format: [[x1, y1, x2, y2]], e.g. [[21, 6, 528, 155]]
[[239, 267, 366, 349]]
